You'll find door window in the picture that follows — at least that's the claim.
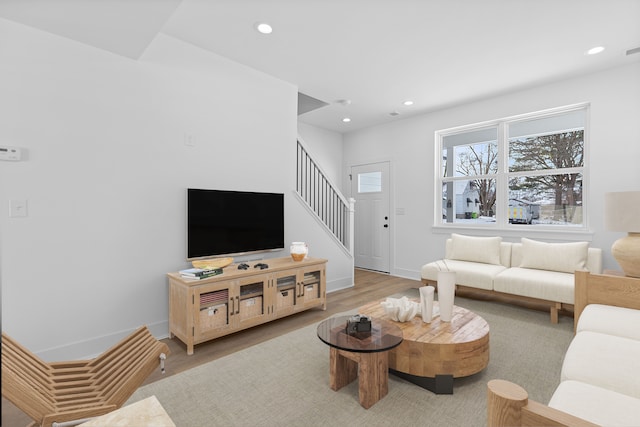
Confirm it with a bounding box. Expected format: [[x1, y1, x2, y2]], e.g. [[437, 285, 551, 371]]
[[358, 171, 382, 193]]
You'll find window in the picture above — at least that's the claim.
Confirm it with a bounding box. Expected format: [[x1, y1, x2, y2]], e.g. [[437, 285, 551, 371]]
[[358, 171, 382, 193], [436, 104, 587, 229]]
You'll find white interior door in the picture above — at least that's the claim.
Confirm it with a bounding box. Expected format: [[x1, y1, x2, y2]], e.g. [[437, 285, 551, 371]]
[[351, 162, 390, 273]]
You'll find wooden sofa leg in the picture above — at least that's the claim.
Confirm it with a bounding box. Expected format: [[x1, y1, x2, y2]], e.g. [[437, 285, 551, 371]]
[[487, 379, 528, 427], [550, 302, 561, 324]]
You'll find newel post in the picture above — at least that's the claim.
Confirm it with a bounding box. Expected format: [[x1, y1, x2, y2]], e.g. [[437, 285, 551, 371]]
[[348, 197, 356, 255]]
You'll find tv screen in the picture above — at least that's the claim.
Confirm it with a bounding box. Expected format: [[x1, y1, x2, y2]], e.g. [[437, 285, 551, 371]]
[[187, 189, 285, 260]]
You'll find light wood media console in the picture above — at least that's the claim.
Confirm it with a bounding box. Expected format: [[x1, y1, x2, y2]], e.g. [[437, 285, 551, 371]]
[[168, 257, 327, 354]]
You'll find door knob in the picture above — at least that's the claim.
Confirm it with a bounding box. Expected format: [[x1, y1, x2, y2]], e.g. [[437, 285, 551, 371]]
[[384, 224, 389, 228]]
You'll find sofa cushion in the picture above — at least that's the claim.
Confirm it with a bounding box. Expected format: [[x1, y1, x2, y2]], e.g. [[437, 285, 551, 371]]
[[449, 234, 502, 265], [519, 238, 588, 273], [578, 304, 640, 341], [585, 247, 603, 274], [446, 239, 512, 268], [421, 259, 506, 291], [561, 331, 640, 399], [549, 380, 640, 427], [493, 267, 574, 304]]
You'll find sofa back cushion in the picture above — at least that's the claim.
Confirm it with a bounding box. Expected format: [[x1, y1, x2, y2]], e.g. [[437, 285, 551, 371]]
[[499, 242, 512, 268], [518, 238, 589, 273], [585, 247, 603, 274], [448, 234, 503, 265], [445, 238, 512, 267]]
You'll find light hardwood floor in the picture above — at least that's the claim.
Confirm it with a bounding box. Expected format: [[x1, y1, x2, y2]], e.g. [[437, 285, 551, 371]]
[[2, 269, 421, 427]]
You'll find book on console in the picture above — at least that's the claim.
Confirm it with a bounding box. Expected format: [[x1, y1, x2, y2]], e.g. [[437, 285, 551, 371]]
[[181, 272, 222, 280], [180, 267, 223, 278]]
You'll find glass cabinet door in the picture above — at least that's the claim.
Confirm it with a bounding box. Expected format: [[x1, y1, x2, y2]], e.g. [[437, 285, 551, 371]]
[[299, 267, 323, 308], [236, 276, 269, 327], [196, 286, 232, 336], [273, 271, 297, 316]]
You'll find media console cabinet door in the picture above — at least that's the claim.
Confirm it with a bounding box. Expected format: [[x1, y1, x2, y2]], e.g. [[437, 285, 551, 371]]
[[195, 284, 235, 339], [272, 270, 299, 316], [235, 275, 270, 329], [298, 265, 326, 310]]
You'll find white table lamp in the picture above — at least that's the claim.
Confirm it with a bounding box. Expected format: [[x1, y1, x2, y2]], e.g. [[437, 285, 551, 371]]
[[604, 191, 640, 278]]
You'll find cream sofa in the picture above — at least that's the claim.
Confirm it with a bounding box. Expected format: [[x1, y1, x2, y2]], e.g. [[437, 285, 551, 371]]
[[487, 271, 640, 427], [421, 234, 602, 323]]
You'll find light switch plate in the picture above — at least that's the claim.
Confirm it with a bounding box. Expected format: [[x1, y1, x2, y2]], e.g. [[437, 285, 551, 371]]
[[9, 200, 28, 217], [0, 146, 22, 161]]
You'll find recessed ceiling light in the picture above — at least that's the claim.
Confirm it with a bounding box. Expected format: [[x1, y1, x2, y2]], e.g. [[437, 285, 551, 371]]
[[342, 117, 351, 123], [402, 100, 414, 106], [586, 46, 605, 55], [255, 22, 273, 34]]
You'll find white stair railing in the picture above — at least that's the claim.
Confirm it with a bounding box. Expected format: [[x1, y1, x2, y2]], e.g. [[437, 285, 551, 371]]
[[296, 139, 354, 254]]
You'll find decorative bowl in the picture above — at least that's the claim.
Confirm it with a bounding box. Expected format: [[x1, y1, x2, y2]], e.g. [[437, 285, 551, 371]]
[[380, 297, 419, 322]]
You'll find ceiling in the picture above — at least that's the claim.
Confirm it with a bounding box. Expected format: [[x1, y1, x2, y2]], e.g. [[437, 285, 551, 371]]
[[1, 0, 639, 133]]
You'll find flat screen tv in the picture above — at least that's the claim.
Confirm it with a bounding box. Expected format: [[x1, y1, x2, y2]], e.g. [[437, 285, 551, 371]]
[[187, 188, 285, 260]]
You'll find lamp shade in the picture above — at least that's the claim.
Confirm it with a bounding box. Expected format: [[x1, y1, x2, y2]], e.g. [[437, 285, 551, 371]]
[[604, 191, 640, 232]]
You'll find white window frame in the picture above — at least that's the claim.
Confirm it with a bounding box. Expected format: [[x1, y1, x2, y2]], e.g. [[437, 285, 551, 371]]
[[434, 103, 591, 238]]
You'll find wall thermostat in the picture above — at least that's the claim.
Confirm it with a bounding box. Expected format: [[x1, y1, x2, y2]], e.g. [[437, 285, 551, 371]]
[[0, 146, 22, 161]]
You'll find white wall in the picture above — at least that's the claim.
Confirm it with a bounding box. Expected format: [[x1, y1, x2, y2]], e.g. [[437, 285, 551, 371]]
[[0, 19, 351, 360], [297, 122, 344, 186], [343, 62, 640, 279]]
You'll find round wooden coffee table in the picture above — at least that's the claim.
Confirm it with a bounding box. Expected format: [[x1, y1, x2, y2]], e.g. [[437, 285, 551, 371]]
[[358, 299, 490, 394]]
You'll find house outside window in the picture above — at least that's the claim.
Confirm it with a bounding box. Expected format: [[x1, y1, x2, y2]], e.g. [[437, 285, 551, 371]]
[[436, 104, 588, 230]]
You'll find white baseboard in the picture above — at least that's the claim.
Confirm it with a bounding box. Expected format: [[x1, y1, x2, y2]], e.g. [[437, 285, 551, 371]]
[[37, 320, 169, 362], [326, 276, 354, 293], [391, 267, 422, 282]]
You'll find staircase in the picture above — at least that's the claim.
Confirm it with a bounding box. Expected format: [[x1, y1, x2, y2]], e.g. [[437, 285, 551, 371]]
[[296, 139, 354, 254]]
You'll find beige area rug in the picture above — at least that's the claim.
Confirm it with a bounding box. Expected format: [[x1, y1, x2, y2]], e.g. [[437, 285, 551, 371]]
[[128, 293, 574, 426]]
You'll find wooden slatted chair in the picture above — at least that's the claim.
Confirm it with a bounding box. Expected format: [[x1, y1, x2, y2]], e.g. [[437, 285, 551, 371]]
[[2, 326, 169, 427]]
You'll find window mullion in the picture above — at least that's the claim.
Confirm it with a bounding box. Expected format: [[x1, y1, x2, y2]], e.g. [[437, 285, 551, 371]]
[[442, 174, 496, 182], [507, 166, 584, 179], [495, 122, 509, 227]]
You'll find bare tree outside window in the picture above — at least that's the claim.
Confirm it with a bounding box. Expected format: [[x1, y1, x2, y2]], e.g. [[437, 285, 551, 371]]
[[509, 130, 584, 224], [455, 142, 498, 217]]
